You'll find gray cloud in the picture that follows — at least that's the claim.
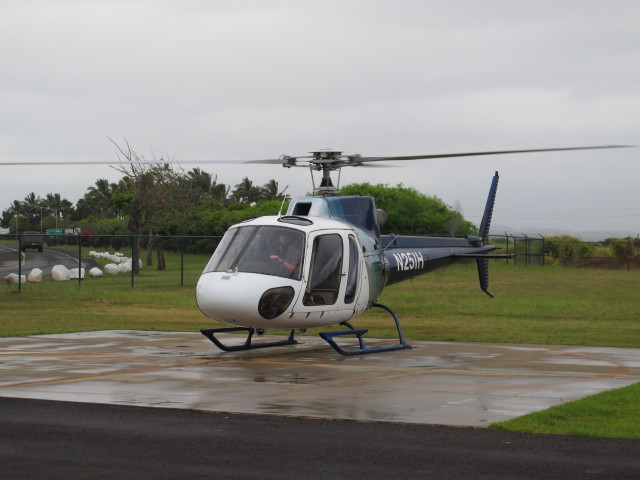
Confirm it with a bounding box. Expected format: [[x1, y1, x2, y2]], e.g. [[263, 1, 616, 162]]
[[1, 0, 638, 236]]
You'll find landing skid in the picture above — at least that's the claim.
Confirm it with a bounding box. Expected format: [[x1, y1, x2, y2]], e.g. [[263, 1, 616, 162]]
[[319, 302, 412, 356], [200, 326, 297, 352], [201, 303, 410, 355]]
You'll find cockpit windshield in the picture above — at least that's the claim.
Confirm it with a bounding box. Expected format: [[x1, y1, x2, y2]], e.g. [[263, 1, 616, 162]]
[[203, 225, 304, 280]]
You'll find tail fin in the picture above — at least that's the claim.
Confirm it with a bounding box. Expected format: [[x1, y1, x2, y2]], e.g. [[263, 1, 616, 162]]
[[477, 172, 500, 297], [478, 171, 500, 243]]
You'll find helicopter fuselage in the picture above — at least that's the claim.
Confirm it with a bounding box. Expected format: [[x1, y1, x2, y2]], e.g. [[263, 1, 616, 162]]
[[196, 194, 499, 332]]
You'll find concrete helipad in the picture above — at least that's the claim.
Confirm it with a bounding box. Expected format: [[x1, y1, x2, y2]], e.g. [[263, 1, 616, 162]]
[[0, 330, 638, 427]]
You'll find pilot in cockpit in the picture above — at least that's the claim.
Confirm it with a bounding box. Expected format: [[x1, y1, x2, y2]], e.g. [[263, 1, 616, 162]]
[[268, 233, 301, 276]]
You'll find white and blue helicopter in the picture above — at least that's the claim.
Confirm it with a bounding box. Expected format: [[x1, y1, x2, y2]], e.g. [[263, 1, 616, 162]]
[[195, 146, 627, 355], [1, 145, 628, 355]]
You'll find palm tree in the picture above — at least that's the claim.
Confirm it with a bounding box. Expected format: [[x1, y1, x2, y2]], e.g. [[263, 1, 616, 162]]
[[21, 193, 42, 230], [23, 192, 39, 205], [8, 199, 21, 215], [260, 179, 286, 201], [85, 178, 116, 216], [231, 177, 262, 204], [43, 193, 74, 220], [1, 199, 24, 232], [210, 183, 230, 204], [186, 168, 214, 194]]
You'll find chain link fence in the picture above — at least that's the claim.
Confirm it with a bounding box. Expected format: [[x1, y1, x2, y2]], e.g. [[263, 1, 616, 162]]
[[2, 232, 638, 292], [0, 232, 223, 292], [489, 234, 546, 267]]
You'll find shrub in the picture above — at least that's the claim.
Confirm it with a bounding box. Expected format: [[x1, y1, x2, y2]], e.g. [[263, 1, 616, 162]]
[[545, 235, 595, 265]]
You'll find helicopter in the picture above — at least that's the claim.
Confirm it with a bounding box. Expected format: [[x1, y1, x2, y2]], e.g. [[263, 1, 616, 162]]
[[1, 144, 630, 355], [194, 145, 630, 355]]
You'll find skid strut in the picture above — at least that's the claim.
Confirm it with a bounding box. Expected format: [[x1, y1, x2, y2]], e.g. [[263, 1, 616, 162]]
[[319, 302, 411, 356], [201, 326, 297, 352]]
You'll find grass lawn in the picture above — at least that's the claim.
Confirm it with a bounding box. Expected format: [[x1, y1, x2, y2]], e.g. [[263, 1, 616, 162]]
[[491, 382, 640, 439], [367, 263, 639, 348], [2, 252, 639, 438]]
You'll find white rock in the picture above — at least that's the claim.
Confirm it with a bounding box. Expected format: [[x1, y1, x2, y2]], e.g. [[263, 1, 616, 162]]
[[89, 267, 103, 277], [5, 273, 26, 285], [69, 267, 85, 279], [51, 265, 70, 281], [84, 250, 139, 271], [104, 264, 120, 275], [27, 268, 43, 283]]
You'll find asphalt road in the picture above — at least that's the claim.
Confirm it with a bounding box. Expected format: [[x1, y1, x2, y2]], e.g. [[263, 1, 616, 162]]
[[1, 397, 638, 479], [0, 245, 92, 278]]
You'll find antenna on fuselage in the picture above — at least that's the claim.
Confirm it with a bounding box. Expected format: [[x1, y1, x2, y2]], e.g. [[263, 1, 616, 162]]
[[277, 186, 290, 218]]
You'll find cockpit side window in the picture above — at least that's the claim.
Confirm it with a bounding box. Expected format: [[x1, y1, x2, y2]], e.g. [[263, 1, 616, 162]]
[[304, 234, 343, 306], [203, 226, 304, 280], [344, 235, 359, 304]]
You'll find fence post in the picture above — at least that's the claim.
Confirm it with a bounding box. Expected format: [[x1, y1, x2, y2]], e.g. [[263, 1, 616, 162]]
[[77, 233, 82, 288], [130, 234, 135, 288], [503, 233, 509, 264], [17, 232, 22, 293], [180, 236, 185, 287], [509, 234, 516, 265]]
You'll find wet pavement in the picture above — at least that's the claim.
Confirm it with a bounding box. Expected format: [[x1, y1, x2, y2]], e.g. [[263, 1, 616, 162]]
[[0, 330, 638, 426]]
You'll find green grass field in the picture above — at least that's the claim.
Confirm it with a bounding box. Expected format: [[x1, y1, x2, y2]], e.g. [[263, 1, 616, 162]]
[[2, 251, 639, 438]]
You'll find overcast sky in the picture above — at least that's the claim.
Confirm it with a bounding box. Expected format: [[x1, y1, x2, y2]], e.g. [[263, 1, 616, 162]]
[[1, 0, 638, 238]]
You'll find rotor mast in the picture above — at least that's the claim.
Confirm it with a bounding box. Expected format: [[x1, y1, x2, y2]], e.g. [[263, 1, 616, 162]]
[[285, 150, 346, 196]]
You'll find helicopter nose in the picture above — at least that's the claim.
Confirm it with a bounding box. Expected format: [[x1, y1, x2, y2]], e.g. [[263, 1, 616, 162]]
[[196, 272, 299, 326]]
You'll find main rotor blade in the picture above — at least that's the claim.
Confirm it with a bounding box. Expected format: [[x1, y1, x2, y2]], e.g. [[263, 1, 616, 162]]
[[0, 145, 632, 166], [0, 160, 110, 165], [354, 145, 634, 163], [0, 159, 279, 166], [244, 156, 314, 164]]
